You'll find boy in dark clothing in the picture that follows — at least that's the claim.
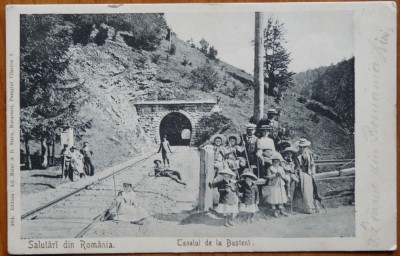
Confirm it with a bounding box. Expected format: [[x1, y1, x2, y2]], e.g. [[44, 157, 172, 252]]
[[153, 160, 186, 185]]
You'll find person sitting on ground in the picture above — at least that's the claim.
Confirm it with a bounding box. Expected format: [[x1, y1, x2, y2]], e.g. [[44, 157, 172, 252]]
[[112, 183, 149, 225], [153, 159, 186, 185]]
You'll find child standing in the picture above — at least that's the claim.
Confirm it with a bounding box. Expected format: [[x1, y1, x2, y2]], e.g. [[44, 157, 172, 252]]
[[157, 135, 173, 167], [237, 172, 259, 222], [266, 153, 289, 217], [209, 168, 239, 227]]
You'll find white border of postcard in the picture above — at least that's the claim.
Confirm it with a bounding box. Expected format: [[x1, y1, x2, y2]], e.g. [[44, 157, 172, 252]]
[[6, 2, 397, 254]]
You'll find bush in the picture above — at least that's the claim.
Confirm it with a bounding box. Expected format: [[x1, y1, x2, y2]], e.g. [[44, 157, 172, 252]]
[[297, 96, 307, 104], [189, 63, 221, 91], [196, 113, 233, 146], [93, 26, 108, 46], [137, 55, 149, 68], [219, 80, 245, 99], [169, 43, 176, 55], [151, 54, 162, 64], [181, 58, 189, 66]]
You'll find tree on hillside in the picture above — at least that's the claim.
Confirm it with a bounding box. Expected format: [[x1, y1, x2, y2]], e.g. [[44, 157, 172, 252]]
[[263, 17, 294, 98], [199, 38, 209, 54], [20, 14, 93, 169], [207, 46, 218, 61]]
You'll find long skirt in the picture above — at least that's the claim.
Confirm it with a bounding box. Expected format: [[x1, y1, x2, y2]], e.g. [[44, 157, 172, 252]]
[[293, 171, 317, 214], [113, 202, 149, 222], [266, 178, 288, 205], [239, 203, 259, 213], [214, 203, 239, 216]]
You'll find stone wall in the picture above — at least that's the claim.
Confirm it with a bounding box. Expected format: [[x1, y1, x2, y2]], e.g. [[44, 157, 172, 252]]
[[134, 102, 216, 145]]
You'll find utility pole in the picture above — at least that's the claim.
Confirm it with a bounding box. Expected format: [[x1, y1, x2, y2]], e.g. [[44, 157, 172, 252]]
[[253, 12, 265, 122]]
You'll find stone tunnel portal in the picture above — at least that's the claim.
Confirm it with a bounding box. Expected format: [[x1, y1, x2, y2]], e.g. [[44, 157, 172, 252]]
[[159, 112, 192, 146]]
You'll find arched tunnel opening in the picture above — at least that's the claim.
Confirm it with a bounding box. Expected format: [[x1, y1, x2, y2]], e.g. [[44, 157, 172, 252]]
[[159, 112, 192, 146]]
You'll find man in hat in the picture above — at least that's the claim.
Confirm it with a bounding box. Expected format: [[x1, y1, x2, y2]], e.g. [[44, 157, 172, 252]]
[[241, 124, 258, 166], [154, 159, 186, 185], [81, 142, 95, 176]]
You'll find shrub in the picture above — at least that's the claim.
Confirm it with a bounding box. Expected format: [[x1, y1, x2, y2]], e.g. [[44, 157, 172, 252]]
[[196, 113, 233, 146], [93, 26, 108, 46], [137, 55, 149, 68], [169, 43, 176, 55], [151, 54, 162, 64], [181, 58, 189, 66], [189, 63, 221, 91], [297, 96, 307, 104]]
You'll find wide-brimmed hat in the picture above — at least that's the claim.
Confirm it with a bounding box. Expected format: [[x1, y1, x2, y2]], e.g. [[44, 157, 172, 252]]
[[296, 138, 311, 147], [153, 159, 162, 164], [227, 134, 241, 144], [246, 123, 257, 130], [219, 168, 236, 177], [281, 146, 298, 155], [242, 172, 258, 180], [70, 145, 77, 150], [271, 152, 284, 162], [267, 108, 278, 114], [209, 134, 227, 144], [258, 124, 272, 131]]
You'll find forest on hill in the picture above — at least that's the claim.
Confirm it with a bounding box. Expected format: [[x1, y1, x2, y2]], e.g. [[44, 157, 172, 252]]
[[292, 58, 355, 132], [20, 13, 354, 170]]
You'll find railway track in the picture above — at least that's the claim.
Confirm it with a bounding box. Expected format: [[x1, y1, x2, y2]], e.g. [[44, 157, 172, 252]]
[[21, 152, 158, 239]]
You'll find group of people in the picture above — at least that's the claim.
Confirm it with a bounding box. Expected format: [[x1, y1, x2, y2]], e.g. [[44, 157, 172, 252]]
[[208, 108, 321, 226], [60, 142, 95, 181]]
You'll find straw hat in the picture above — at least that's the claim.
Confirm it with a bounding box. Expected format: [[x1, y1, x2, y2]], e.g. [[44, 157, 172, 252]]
[[209, 134, 227, 145], [242, 172, 258, 180], [271, 152, 284, 162], [267, 108, 278, 114], [219, 168, 236, 177], [246, 123, 257, 130], [227, 134, 241, 144], [258, 124, 272, 130], [153, 159, 162, 164], [281, 146, 298, 155], [296, 138, 311, 147]]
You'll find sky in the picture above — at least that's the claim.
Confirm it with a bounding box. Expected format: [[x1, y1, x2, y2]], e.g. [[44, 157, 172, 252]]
[[164, 11, 353, 74]]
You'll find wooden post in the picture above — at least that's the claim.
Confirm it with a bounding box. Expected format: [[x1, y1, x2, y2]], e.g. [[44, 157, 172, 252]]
[[198, 145, 214, 211], [253, 12, 265, 122]]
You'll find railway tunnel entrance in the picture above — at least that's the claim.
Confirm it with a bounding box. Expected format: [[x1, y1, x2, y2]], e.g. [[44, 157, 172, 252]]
[[159, 112, 192, 146]]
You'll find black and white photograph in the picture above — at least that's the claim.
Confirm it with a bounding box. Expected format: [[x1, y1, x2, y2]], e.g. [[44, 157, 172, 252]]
[[6, 3, 396, 254]]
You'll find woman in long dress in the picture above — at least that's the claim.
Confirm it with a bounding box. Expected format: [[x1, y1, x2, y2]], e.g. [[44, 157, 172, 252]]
[[292, 138, 320, 214], [113, 183, 149, 224]]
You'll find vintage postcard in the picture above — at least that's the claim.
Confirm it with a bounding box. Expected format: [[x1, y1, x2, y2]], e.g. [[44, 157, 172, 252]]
[[6, 2, 396, 254]]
